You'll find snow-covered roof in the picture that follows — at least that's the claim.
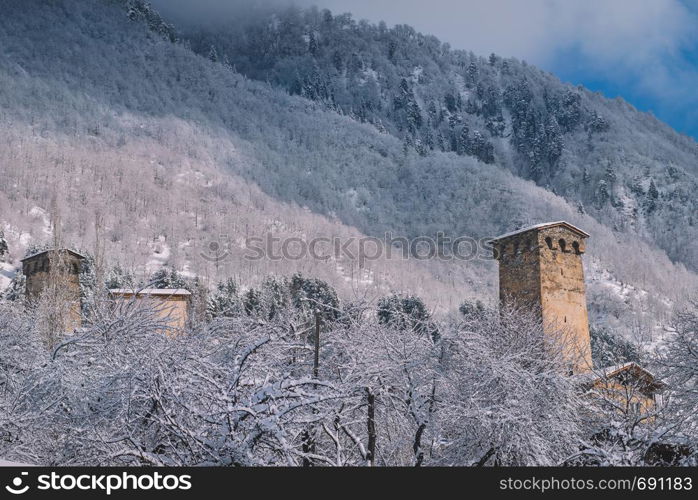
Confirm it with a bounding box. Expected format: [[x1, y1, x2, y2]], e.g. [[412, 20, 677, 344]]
[[575, 362, 666, 390], [21, 248, 86, 262], [600, 362, 660, 381], [492, 221, 590, 242], [109, 288, 191, 296]]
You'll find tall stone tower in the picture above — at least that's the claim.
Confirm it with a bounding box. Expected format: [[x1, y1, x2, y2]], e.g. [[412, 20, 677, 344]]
[[492, 221, 592, 374], [22, 248, 85, 331]]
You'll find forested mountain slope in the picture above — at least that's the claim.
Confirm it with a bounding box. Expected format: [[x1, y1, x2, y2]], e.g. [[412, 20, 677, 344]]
[[173, 3, 698, 273], [0, 0, 695, 342]]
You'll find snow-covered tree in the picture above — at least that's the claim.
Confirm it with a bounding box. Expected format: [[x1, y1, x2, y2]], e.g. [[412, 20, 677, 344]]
[[590, 326, 641, 368], [148, 267, 188, 290], [437, 305, 585, 465], [289, 273, 339, 322], [207, 278, 241, 319], [657, 301, 698, 464], [377, 293, 433, 337], [3, 268, 25, 302], [104, 264, 136, 290]]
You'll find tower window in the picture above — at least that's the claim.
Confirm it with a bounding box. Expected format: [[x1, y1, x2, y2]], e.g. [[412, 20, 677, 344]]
[[558, 239, 567, 252], [561, 268, 564, 276], [572, 241, 580, 254], [545, 237, 553, 250]]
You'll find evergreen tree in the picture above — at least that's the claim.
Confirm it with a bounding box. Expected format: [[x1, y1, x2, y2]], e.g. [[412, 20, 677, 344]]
[[125, 0, 176, 42], [188, 276, 209, 325], [105, 264, 135, 290], [290, 273, 339, 321], [243, 288, 262, 316], [466, 61, 478, 87], [260, 276, 290, 320], [3, 267, 25, 302], [222, 54, 234, 71], [587, 111, 610, 133], [605, 165, 617, 185], [308, 31, 318, 55], [208, 44, 218, 63], [590, 326, 641, 368], [544, 116, 563, 165], [459, 299, 486, 318], [646, 179, 659, 213], [208, 278, 240, 319], [149, 267, 189, 290], [78, 253, 97, 317], [457, 124, 470, 156], [0, 230, 7, 260], [470, 130, 495, 164], [377, 293, 434, 338], [597, 180, 610, 206], [331, 50, 343, 71], [444, 92, 458, 113], [629, 177, 645, 196]]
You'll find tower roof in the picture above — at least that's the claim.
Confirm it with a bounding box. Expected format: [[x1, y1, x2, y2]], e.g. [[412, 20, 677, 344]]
[[491, 221, 589, 242], [21, 248, 86, 262]]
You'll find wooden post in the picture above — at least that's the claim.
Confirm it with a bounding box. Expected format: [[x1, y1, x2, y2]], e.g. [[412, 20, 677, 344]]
[[366, 387, 376, 466], [303, 312, 321, 466], [313, 311, 320, 380]]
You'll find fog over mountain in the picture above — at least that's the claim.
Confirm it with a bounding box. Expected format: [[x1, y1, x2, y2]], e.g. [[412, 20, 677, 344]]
[[150, 0, 698, 141]]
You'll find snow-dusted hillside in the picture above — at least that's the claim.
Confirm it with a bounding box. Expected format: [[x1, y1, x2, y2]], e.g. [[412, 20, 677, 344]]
[[0, 0, 695, 342]]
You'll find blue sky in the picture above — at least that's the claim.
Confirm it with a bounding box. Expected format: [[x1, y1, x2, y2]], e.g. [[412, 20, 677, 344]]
[[153, 0, 698, 140]]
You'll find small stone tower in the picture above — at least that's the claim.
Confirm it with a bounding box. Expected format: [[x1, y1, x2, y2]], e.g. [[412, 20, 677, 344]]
[[492, 221, 592, 374], [22, 248, 85, 330]]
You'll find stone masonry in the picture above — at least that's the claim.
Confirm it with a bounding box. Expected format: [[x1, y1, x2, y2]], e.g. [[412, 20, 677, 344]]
[[493, 221, 592, 374]]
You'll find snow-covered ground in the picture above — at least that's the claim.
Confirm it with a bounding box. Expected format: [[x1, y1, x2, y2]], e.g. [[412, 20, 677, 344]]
[[145, 236, 171, 274], [0, 261, 16, 292], [0, 459, 31, 466], [28, 206, 51, 234]]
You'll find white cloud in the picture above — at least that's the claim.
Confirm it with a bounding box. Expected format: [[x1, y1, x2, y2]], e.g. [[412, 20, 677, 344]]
[[291, 0, 693, 63]]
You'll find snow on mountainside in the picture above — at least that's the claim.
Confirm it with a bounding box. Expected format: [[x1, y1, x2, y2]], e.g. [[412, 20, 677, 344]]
[[173, 2, 698, 273], [0, 0, 695, 344]]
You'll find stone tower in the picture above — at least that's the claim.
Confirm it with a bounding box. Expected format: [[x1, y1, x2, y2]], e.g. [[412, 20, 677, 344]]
[[22, 248, 85, 330], [492, 221, 592, 374]]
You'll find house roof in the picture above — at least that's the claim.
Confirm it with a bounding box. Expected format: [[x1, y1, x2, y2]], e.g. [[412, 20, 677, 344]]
[[109, 288, 191, 297], [492, 221, 590, 242]]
